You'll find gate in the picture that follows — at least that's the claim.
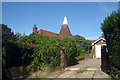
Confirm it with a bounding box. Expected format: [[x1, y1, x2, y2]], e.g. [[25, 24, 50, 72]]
[[101, 46, 109, 73]]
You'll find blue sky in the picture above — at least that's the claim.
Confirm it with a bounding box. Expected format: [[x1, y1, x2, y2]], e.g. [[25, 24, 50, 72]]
[[2, 2, 118, 40]]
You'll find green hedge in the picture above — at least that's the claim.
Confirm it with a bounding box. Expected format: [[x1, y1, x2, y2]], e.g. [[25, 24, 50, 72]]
[[101, 11, 120, 78]]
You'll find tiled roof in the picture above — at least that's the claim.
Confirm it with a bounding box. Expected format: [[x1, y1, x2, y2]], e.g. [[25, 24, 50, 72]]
[[59, 24, 72, 38], [38, 29, 63, 38]]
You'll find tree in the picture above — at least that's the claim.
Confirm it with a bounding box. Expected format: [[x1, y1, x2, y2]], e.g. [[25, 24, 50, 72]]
[[101, 11, 120, 78], [1, 24, 18, 42], [71, 35, 93, 53]]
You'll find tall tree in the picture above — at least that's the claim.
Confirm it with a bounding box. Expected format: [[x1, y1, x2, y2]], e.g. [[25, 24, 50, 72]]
[[101, 11, 120, 78]]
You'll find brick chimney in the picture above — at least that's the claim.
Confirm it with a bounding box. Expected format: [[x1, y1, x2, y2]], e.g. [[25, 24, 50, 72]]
[[33, 24, 37, 33]]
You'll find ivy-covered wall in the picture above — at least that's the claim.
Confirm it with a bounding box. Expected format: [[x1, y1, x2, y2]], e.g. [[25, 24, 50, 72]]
[[19, 33, 84, 69]]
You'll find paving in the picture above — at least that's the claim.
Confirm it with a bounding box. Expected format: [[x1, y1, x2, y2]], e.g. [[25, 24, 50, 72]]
[[55, 58, 111, 79]]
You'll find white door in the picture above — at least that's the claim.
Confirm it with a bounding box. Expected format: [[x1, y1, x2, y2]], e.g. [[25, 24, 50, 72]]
[[95, 44, 101, 58]]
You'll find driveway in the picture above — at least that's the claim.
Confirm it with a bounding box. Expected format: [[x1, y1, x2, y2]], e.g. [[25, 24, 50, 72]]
[[48, 58, 110, 79]]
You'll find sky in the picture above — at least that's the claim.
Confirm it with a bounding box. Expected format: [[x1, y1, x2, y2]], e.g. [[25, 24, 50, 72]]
[[2, 2, 118, 40]]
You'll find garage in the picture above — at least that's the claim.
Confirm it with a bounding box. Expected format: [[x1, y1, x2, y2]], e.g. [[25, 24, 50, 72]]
[[90, 37, 106, 58]]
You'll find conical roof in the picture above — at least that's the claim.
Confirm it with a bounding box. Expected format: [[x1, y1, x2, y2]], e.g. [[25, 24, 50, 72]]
[[59, 16, 72, 38]]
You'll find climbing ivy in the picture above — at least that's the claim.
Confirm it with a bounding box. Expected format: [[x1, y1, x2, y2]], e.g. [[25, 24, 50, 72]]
[[19, 33, 84, 69]]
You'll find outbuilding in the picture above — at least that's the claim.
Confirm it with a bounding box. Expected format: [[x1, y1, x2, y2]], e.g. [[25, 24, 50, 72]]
[[90, 37, 106, 58]]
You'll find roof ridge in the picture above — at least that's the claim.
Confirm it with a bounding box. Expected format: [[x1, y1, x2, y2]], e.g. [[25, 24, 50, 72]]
[[91, 37, 106, 46], [40, 29, 59, 35]]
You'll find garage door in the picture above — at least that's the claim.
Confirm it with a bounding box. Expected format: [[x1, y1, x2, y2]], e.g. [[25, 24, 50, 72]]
[[95, 44, 101, 58]]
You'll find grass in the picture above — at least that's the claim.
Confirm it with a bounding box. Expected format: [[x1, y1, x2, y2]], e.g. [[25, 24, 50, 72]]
[[92, 70, 96, 80], [76, 69, 88, 73]]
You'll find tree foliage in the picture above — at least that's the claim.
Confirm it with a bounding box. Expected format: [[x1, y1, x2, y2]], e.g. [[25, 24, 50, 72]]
[[101, 11, 120, 78], [71, 35, 93, 53]]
